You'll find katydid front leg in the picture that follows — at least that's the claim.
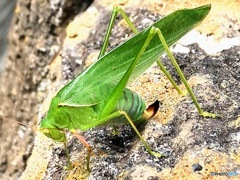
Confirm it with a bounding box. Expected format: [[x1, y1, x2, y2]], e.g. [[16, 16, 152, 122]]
[[73, 133, 92, 171]]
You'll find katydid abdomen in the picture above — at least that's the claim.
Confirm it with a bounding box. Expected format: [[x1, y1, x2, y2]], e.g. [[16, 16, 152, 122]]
[[106, 88, 159, 125], [114, 88, 146, 123]]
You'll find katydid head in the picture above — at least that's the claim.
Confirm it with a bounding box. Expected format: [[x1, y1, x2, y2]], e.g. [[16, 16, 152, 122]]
[[40, 117, 66, 142]]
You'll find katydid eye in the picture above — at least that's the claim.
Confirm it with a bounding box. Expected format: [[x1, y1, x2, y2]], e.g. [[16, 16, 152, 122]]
[[44, 129, 50, 133]]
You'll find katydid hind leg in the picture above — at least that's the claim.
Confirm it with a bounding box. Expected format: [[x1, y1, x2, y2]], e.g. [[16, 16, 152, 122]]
[[98, 7, 138, 58], [153, 27, 216, 118], [100, 7, 216, 118], [93, 110, 162, 158], [156, 59, 183, 94], [103, 9, 185, 99], [118, 110, 162, 158]]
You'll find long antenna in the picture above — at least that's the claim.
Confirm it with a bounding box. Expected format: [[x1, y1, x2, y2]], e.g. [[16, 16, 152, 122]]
[[0, 115, 39, 132]]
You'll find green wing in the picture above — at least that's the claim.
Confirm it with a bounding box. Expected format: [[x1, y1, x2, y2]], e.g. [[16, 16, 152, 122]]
[[58, 5, 211, 106]]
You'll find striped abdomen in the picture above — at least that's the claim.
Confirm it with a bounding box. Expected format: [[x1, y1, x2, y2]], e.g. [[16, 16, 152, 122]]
[[116, 88, 146, 122], [111, 88, 159, 125]]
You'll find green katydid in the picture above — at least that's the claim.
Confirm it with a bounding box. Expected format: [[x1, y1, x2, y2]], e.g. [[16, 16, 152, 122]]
[[39, 5, 216, 171]]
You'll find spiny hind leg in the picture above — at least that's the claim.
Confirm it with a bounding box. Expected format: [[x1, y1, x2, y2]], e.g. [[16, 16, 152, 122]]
[[100, 8, 216, 118]]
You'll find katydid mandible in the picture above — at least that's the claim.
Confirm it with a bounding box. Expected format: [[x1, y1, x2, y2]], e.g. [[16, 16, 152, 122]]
[[40, 5, 215, 171]]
